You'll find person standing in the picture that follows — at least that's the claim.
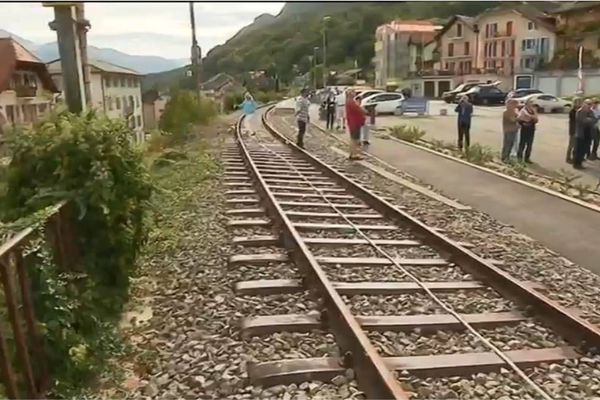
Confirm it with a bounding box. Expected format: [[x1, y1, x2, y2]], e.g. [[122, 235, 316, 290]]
[[239, 93, 257, 116], [361, 104, 376, 146], [455, 95, 473, 151], [573, 99, 598, 169], [501, 99, 520, 162], [335, 90, 346, 131], [589, 99, 600, 160], [325, 93, 336, 130], [345, 90, 366, 160], [295, 89, 311, 148], [516, 99, 539, 163], [567, 98, 583, 163]]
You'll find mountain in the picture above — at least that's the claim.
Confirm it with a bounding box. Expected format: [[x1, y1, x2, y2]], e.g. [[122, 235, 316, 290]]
[[142, 1, 562, 92], [0, 29, 187, 74]]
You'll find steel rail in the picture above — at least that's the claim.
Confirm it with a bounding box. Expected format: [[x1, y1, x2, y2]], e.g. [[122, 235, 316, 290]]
[[261, 105, 600, 352], [249, 137, 554, 400], [234, 115, 409, 400]]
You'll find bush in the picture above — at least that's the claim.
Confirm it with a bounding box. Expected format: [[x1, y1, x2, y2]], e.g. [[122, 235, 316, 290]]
[[159, 90, 218, 140], [223, 92, 245, 112], [388, 125, 426, 143], [463, 143, 495, 165], [2, 109, 153, 395]]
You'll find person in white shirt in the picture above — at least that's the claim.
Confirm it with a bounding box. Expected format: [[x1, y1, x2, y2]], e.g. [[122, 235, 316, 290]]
[[335, 90, 346, 130]]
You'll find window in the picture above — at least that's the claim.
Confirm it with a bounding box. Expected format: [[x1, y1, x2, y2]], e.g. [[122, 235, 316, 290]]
[[493, 42, 497, 57], [448, 43, 454, 57], [464, 41, 470, 55], [511, 40, 515, 56], [457, 23, 463, 37], [38, 104, 47, 113], [464, 61, 472, 74], [485, 24, 490, 38], [445, 62, 449, 70], [522, 39, 536, 50], [123, 96, 128, 111], [108, 97, 113, 111], [116, 97, 121, 109], [136, 115, 142, 127], [501, 41, 506, 56], [105, 77, 111, 88], [528, 21, 536, 31], [489, 23, 498, 37], [506, 21, 513, 36], [538, 95, 556, 101], [121, 77, 127, 87], [448, 62, 455, 71], [113, 76, 120, 87]]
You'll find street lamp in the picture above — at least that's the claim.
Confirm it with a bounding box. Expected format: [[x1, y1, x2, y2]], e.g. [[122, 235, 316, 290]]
[[322, 16, 331, 89], [313, 46, 319, 89]]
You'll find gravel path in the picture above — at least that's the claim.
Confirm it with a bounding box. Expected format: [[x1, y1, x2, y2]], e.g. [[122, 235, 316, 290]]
[[118, 135, 363, 400]]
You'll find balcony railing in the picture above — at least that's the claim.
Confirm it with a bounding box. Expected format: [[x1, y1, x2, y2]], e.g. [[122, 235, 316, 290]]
[[485, 31, 514, 39], [14, 85, 37, 98]]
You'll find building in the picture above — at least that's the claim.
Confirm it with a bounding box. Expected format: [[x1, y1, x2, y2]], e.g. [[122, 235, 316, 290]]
[[47, 59, 145, 142], [201, 73, 242, 96], [0, 37, 58, 126], [550, 2, 600, 59], [141, 89, 169, 130], [475, 5, 557, 76], [437, 15, 478, 75], [408, 35, 439, 74], [374, 20, 442, 88]]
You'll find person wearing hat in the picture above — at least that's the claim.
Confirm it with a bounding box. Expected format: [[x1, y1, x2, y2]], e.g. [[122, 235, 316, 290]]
[[295, 88, 311, 148]]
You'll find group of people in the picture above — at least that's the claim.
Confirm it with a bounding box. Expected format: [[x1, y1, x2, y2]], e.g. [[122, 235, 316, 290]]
[[454, 95, 540, 163], [457, 93, 600, 169], [295, 88, 375, 160], [567, 98, 600, 169]]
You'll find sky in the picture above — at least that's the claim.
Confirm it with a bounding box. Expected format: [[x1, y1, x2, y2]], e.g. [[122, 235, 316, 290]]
[[0, 1, 285, 59]]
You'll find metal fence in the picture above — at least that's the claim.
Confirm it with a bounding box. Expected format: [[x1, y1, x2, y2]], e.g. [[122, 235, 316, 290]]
[[0, 202, 80, 399]]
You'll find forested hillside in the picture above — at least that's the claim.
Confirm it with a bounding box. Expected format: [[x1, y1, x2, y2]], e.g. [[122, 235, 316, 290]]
[[144, 1, 561, 91]]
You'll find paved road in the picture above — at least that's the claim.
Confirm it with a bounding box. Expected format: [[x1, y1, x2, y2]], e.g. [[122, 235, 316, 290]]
[[299, 104, 600, 276], [375, 101, 600, 186]]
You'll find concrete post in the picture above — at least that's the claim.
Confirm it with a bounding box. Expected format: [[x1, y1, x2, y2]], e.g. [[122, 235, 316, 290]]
[[45, 3, 86, 113]]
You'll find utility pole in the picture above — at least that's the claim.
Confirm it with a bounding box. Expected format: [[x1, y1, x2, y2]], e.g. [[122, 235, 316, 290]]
[[44, 2, 88, 113], [189, 2, 202, 99], [322, 16, 331, 89], [313, 46, 319, 89]]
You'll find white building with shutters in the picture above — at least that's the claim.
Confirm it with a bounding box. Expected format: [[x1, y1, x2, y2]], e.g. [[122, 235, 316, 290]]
[[47, 59, 144, 143]]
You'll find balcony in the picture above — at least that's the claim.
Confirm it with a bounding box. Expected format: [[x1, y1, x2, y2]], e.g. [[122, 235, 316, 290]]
[[484, 31, 514, 40], [14, 85, 37, 98]]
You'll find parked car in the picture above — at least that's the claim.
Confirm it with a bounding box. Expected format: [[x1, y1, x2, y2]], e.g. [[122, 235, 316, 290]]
[[442, 83, 481, 104], [517, 93, 572, 113], [506, 88, 543, 101], [463, 84, 506, 105], [360, 92, 405, 115], [355, 89, 383, 102]]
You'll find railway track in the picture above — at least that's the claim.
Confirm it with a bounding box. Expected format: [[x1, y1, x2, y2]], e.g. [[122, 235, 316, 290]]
[[223, 106, 600, 400]]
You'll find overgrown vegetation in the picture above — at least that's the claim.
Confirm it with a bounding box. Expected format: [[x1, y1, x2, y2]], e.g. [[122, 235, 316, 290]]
[[388, 125, 426, 143], [1, 110, 153, 397], [158, 89, 218, 141], [463, 143, 495, 166]]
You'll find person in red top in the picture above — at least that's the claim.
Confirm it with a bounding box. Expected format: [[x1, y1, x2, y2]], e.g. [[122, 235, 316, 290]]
[[345, 90, 367, 160]]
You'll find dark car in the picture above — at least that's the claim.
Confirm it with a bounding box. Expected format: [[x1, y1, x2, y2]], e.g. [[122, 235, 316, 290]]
[[506, 88, 543, 101], [464, 85, 506, 106], [442, 83, 480, 104]]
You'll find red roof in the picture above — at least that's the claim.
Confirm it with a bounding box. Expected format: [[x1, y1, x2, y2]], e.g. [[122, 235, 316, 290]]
[[0, 38, 57, 93], [377, 20, 441, 35]]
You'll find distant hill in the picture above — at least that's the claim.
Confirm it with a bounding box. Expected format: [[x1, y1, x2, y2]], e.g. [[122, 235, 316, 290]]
[[0, 29, 187, 74], [143, 1, 563, 91]]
